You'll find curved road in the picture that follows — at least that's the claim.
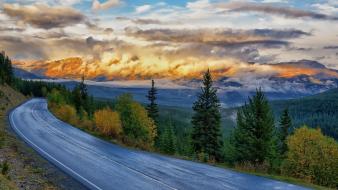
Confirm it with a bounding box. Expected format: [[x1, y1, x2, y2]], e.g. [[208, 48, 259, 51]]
[[9, 99, 309, 190]]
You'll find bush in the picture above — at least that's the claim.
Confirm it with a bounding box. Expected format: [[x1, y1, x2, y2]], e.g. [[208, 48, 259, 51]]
[[1, 161, 9, 175], [282, 126, 338, 188], [94, 108, 122, 138], [115, 94, 157, 149], [47, 89, 65, 106], [52, 104, 77, 124]]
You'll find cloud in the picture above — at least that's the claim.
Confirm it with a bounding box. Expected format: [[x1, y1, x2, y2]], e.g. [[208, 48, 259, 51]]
[[116, 16, 163, 25], [135, 4, 151, 14], [324, 45, 338, 49], [222, 2, 338, 21], [187, 0, 211, 10], [92, 0, 121, 11], [0, 26, 24, 32], [311, 3, 338, 15], [53, 0, 82, 6], [0, 35, 47, 59], [125, 27, 309, 46], [32, 31, 69, 39], [3, 3, 86, 29]]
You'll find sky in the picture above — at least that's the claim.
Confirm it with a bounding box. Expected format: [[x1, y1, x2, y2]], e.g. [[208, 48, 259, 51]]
[[0, 0, 338, 83]]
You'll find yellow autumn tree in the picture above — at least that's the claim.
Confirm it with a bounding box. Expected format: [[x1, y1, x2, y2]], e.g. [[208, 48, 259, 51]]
[[282, 126, 338, 188], [53, 104, 77, 124], [94, 108, 122, 138], [130, 102, 157, 144], [115, 94, 157, 149]]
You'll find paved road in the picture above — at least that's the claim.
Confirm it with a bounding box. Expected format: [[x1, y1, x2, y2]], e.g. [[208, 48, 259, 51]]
[[9, 99, 310, 190]]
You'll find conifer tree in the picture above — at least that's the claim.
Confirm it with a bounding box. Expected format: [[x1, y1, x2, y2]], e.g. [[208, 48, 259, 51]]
[[234, 88, 275, 164], [160, 121, 176, 155], [146, 79, 159, 124], [279, 108, 292, 155], [72, 76, 90, 117], [0, 51, 13, 85], [191, 69, 223, 161]]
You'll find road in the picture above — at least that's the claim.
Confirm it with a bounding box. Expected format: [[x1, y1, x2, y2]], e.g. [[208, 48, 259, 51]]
[[9, 99, 310, 190]]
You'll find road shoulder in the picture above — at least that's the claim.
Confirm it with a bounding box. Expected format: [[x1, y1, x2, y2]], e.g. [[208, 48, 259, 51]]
[[0, 85, 87, 190]]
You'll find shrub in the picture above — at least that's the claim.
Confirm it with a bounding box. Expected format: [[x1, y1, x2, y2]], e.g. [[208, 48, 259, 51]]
[[115, 94, 157, 149], [53, 104, 77, 124], [94, 108, 122, 138], [1, 161, 9, 175], [47, 89, 65, 106], [282, 126, 338, 188]]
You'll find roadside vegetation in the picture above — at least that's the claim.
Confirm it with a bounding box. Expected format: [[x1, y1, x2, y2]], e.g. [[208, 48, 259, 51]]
[[0, 52, 87, 189], [1, 52, 337, 189]]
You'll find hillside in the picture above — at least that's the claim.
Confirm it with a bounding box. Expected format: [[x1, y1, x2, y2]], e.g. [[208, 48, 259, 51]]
[[158, 88, 338, 140], [0, 85, 85, 190], [271, 88, 338, 139]]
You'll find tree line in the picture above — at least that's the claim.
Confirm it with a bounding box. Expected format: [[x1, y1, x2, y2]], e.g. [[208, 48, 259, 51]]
[[150, 69, 337, 188], [1, 52, 337, 188]]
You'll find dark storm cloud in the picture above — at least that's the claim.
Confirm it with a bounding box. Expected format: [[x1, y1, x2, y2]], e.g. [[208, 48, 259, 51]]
[[3, 4, 87, 29], [222, 2, 338, 21]]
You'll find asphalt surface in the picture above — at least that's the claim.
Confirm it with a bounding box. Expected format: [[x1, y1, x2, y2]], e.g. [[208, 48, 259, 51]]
[[9, 99, 310, 190]]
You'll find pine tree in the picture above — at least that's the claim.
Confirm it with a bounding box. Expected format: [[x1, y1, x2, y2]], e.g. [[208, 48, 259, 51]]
[[160, 120, 176, 155], [191, 69, 223, 161], [79, 75, 88, 101], [279, 108, 292, 155], [0, 51, 13, 85], [234, 88, 275, 164], [146, 79, 159, 124], [72, 76, 89, 118]]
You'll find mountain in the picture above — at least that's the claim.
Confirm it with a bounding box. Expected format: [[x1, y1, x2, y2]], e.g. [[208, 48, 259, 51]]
[[158, 87, 338, 140], [223, 88, 338, 139], [12, 58, 338, 106], [271, 88, 338, 139], [13, 67, 46, 79]]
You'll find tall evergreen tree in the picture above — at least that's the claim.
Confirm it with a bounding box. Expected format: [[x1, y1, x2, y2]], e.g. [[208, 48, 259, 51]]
[[146, 79, 159, 124], [72, 76, 90, 118], [159, 119, 176, 155], [79, 75, 88, 101], [234, 88, 275, 164], [191, 69, 223, 161], [0, 51, 13, 85], [279, 108, 292, 155]]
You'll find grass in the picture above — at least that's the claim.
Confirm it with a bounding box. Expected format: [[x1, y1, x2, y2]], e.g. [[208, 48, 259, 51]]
[[0, 85, 65, 189], [0, 174, 17, 190], [216, 163, 333, 190]]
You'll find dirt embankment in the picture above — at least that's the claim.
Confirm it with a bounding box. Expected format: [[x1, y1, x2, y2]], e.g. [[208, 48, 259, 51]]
[[0, 85, 86, 190]]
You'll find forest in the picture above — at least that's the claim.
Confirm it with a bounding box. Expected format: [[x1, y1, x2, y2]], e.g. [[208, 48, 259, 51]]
[[1, 52, 337, 188]]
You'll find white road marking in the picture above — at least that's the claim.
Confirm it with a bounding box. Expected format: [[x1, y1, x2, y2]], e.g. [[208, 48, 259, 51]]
[[9, 105, 103, 190], [31, 101, 178, 190]]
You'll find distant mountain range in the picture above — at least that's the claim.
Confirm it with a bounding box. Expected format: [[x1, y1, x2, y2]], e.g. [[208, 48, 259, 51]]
[[13, 58, 338, 107]]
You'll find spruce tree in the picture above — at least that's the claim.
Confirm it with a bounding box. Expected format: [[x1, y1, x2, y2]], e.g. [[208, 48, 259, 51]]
[[160, 121, 176, 155], [0, 52, 13, 85], [191, 69, 223, 161], [79, 76, 88, 101], [146, 79, 159, 124], [234, 88, 275, 164], [72, 76, 89, 117], [279, 108, 292, 155]]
